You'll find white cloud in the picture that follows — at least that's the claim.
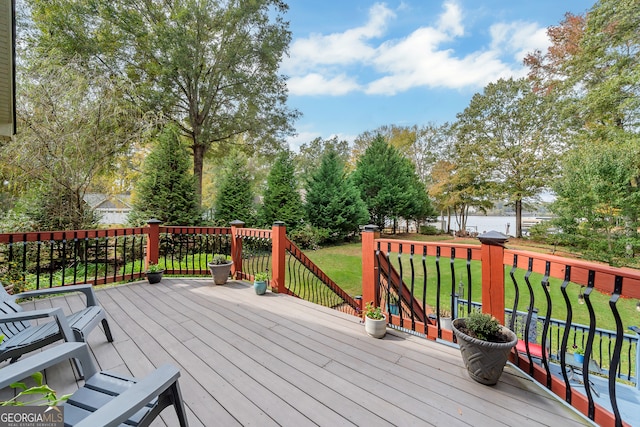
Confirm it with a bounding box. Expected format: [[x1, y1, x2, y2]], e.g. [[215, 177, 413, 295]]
[[282, 2, 395, 75], [490, 21, 550, 61], [287, 73, 361, 96], [284, 1, 552, 97]]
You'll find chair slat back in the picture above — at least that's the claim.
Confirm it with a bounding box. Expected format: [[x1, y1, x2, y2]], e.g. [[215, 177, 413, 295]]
[[0, 285, 31, 340]]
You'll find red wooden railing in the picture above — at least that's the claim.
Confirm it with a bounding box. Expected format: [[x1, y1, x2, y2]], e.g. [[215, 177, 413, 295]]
[[361, 225, 640, 427]]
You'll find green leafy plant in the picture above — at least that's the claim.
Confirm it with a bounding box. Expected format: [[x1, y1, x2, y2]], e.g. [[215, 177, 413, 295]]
[[2, 372, 71, 406], [146, 263, 163, 273], [254, 272, 269, 282], [462, 311, 500, 341], [0, 335, 71, 406], [210, 254, 230, 265], [573, 345, 585, 355], [364, 302, 384, 320], [0, 261, 28, 294]]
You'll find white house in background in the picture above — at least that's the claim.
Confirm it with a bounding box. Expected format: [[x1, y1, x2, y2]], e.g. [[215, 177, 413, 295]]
[[84, 193, 132, 225]]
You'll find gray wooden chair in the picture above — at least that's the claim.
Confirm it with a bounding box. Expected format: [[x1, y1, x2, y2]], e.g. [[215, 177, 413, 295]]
[[0, 283, 113, 368], [0, 342, 189, 427]]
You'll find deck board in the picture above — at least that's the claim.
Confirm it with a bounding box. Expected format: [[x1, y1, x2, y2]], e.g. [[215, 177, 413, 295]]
[[1, 278, 594, 427]]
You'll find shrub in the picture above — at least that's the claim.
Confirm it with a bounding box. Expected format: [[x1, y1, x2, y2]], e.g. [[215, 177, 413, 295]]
[[289, 224, 329, 250], [419, 224, 439, 235]]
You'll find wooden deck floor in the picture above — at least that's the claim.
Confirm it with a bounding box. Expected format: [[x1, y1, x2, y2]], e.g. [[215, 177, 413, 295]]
[[2, 278, 594, 426]]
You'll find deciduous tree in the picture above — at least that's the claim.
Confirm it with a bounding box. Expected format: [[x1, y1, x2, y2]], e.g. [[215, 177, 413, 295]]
[[27, 0, 299, 205]]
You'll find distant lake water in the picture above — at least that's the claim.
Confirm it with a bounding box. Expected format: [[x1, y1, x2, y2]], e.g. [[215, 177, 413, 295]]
[[441, 215, 522, 235]]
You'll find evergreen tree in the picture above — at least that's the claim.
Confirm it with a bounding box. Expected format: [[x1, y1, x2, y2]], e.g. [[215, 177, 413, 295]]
[[305, 148, 368, 242], [128, 126, 200, 226], [259, 150, 304, 229], [352, 135, 435, 231], [214, 151, 256, 226]]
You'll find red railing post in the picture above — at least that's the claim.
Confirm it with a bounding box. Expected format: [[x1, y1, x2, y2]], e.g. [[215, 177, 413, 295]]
[[230, 220, 245, 279], [361, 225, 380, 311], [478, 231, 508, 325], [146, 219, 162, 269], [271, 221, 286, 293]]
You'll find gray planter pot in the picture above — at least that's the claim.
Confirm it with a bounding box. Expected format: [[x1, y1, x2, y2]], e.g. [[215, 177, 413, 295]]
[[452, 318, 518, 385], [146, 271, 163, 284], [364, 315, 387, 338], [207, 261, 233, 285]]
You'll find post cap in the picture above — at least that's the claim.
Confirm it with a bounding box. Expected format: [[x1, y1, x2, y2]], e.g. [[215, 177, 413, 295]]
[[477, 230, 509, 245], [273, 221, 286, 227], [230, 220, 245, 226], [146, 219, 162, 225], [362, 224, 379, 232]]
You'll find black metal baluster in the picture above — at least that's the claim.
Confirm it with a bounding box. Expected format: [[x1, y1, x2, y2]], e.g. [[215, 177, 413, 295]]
[[61, 238, 67, 286], [397, 243, 404, 328], [409, 244, 416, 330], [421, 246, 427, 328], [508, 254, 519, 332], [94, 238, 99, 284], [36, 237, 41, 289], [465, 248, 472, 318], [73, 233, 79, 285], [122, 233, 128, 281], [540, 261, 552, 388], [435, 247, 441, 327], [608, 275, 624, 427], [583, 270, 597, 419], [560, 265, 573, 402], [523, 257, 535, 375], [49, 239, 54, 288], [83, 236, 89, 284]]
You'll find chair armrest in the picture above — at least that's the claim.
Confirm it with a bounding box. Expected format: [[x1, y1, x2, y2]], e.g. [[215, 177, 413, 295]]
[[0, 307, 77, 343], [0, 342, 95, 388], [13, 284, 98, 307], [73, 364, 181, 427]]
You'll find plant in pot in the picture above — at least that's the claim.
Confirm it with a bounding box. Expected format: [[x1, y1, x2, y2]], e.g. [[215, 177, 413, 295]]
[[439, 306, 453, 330], [208, 254, 233, 285], [146, 262, 164, 284], [364, 302, 387, 339], [253, 272, 269, 295], [572, 345, 585, 364], [386, 294, 399, 316], [451, 310, 518, 385]]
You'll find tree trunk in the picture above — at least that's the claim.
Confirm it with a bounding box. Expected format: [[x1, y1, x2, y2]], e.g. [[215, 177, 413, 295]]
[[192, 143, 206, 208], [515, 199, 522, 238]]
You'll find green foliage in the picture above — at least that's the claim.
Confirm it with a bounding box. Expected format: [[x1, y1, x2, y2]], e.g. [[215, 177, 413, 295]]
[[364, 302, 384, 320], [146, 263, 162, 273], [214, 151, 256, 226], [419, 225, 439, 235], [27, 0, 299, 203], [2, 371, 71, 406], [258, 150, 304, 230], [288, 224, 330, 250], [352, 135, 435, 230], [129, 126, 201, 226], [454, 77, 563, 237], [305, 148, 368, 243], [254, 272, 269, 282], [210, 254, 231, 265], [0, 261, 28, 294], [462, 311, 501, 341]]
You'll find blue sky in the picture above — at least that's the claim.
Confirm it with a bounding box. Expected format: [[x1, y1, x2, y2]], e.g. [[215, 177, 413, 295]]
[[281, 0, 592, 150]]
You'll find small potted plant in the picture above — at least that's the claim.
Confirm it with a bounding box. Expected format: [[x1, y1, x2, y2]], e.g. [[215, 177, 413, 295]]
[[451, 311, 518, 385], [386, 294, 399, 316], [439, 306, 453, 330], [364, 302, 387, 339], [146, 262, 164, 284], [253, 272, 269, 295], [572, 345, 585, 364], [207, 254, 233, 285]]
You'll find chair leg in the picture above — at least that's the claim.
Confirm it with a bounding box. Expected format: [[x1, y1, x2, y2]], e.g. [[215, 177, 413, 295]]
[[101, 318, 114, 343], [171, 381, 189, 427]]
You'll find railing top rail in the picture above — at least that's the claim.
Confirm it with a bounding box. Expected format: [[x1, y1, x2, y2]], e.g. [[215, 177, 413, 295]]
[[0, 227, 148, 243], [374, 238, 482, 260], [504, 248, 640, 299], [160, 226, 231, 234], [235, 228, 272, 239]]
